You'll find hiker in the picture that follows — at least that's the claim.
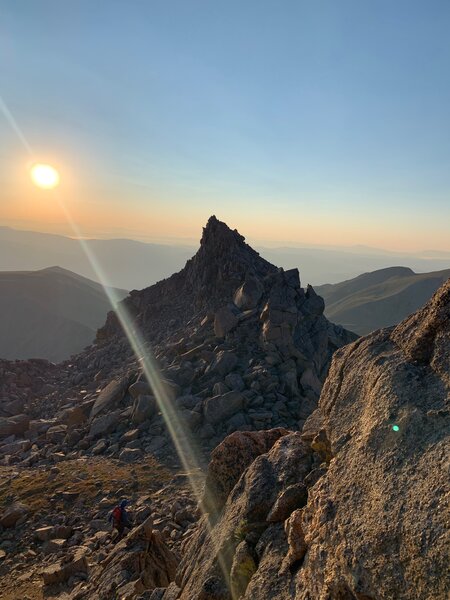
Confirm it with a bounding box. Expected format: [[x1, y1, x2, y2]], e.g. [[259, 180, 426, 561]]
[[109, 499, 132, 540]]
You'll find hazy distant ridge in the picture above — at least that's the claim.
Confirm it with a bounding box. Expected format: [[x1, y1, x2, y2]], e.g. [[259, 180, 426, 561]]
[[0, 266, 127, 361], [0, 226, 194, 291], [316, 266, 450, 335], [1, 225, 449, 289]]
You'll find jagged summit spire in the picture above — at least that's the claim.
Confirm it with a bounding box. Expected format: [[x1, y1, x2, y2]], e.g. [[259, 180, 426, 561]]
[[200, 215, 246, 250], [186, 217, 277, 303]]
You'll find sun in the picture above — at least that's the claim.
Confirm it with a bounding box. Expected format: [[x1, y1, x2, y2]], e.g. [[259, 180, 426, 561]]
[[30, 163, 60, 189]]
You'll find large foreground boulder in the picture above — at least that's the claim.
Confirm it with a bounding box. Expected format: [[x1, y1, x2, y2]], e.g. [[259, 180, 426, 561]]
[[176, 432, 313, 599], [201, 428, 290, 515]]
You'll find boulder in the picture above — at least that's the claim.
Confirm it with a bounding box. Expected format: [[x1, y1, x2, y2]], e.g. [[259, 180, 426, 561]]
[[0, 414, 30, 439], [280, 508, 307, 574], [0, 501, 30, 528], [34, 525, 56, 542], [233, 277, 264, 310], [176, 433, 312, 599], [229, 540, 257, 598], [179, 408, 202, 430], [203, 391, 245, 427], [43, 538, 67, 553], [202, 428, 290, 515], [121, 428, 140, 442], [68, 518, 178, 598], [0, 439, 31, 456], [0, 397, 25, 416], [131, 395, 156, 425], [206, 351, 238, 377], [224, 372, 245, 391], [46, 424, 67, 444], [89, 410, 121, 438], [91, 438, 108, 455], [119, 447, 143, 462], [266, 482, 308, 522], [42, 546, 88, 585], [59, 405, 87, 427], [90, 376, 129, 419], [214, 306, 239, 338], [129, 379, 152, 399]]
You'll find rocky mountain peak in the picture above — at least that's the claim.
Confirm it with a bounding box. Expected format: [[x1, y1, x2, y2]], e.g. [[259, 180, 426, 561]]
[[200, 215, 245, 250], [182, 216, 277, 307], [196, 215, 265, 269]]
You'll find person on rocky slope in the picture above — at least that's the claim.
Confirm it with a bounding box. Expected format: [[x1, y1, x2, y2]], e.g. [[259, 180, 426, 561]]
[[109, 499, 133, 541]]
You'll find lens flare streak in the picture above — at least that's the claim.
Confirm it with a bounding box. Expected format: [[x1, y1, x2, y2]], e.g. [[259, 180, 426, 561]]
[[57, 199, 235, 594], [0, 94, 236, 597]]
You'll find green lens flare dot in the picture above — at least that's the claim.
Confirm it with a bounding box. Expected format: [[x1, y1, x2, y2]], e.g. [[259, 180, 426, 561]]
[[392, 425, 400, 432]]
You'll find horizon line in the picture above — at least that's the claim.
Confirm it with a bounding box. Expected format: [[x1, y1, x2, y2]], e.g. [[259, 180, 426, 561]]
[[1, 220, 450, 257]]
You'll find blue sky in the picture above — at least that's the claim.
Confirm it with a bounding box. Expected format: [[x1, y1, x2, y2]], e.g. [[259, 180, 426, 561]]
[[0, 0, 449, 250]]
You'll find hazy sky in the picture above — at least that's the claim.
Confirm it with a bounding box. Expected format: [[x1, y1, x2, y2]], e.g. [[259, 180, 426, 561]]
[[0, 0, 449, 250]]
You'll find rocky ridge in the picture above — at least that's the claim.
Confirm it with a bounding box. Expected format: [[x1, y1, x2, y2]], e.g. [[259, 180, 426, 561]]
[[164, 278, 450, 599], [0, 216, 356, 469]]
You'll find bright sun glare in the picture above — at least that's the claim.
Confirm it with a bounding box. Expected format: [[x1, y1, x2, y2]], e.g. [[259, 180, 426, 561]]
[[30, 163, 60, 189]]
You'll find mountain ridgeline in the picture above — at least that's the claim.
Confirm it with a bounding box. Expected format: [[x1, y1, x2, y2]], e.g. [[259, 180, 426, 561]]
[[316, 265, 450, 335], [2, 224, 449, 289]]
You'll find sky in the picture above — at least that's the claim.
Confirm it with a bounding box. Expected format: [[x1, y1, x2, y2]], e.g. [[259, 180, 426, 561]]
[[0, 0, 449, 251]]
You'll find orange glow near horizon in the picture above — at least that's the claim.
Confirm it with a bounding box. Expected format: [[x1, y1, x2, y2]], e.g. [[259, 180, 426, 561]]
[[1, 169, 449, 252], [1, 202, 450, 253]]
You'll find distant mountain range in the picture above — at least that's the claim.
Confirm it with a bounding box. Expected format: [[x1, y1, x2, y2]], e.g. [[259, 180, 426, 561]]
[[0, 267, 127, 362], [0, 226, 194, 291], [315, 266, 450, 335], [1, 225, 449, 289]]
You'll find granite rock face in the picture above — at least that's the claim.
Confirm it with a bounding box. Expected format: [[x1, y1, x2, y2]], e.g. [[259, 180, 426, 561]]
[[201, 428, 290, 516], [167, 279, 450, 600], [175, 432, 313, 600]]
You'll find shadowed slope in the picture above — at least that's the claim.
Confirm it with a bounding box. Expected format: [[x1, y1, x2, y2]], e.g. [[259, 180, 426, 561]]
[[0, 266, 127, 361]]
